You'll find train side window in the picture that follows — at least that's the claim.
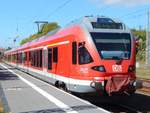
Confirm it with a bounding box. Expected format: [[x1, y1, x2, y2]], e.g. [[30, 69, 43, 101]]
[[48, 48, 52, 70], [78, 44, 93, 64], [53, 47, 58, 63], [36, 50, 39, 67], [35, 51, 37, 67], [39, 49, 42, 67], [17, 53, 19, 63], [23, 52, 27, 63], [19, 53, 23, 63], [24, 52, 27, 61], [12, 54, 14, 62], [29, 52, 31, 62], [33, 51, 36, 66], [72, 42, 77, 64], [30, 51, 34, 66], [15, 54, 17, 62], [22, 53, 25, 63], [35, 51, 38, 67]]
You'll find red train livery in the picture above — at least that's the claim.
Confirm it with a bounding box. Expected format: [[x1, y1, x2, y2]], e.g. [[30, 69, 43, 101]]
[[4, 16, 139, 96]]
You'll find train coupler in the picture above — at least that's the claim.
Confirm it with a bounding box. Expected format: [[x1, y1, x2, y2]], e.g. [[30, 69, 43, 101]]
[[90, 81, 104, 90], [90, 80, 108, 96]]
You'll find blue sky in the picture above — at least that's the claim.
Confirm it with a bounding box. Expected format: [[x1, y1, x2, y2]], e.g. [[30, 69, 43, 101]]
[[0, 0, 150, 48]]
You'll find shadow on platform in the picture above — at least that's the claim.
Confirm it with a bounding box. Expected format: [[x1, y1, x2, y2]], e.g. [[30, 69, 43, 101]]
[[21, 105, 97, 113], [0, 68, 19, 81]]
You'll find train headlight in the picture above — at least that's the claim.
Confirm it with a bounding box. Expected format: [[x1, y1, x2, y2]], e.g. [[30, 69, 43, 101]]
[[92, 65, 106, 72], [128, 65, 135, 72]]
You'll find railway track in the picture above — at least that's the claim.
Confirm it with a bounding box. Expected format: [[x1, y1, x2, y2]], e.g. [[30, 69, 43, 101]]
[[73, 77, 150, 113], [83, 96, 141, 113], [95, 103, 138, 113], [137, 77, 150, 96], [117, 104, 139, 113]]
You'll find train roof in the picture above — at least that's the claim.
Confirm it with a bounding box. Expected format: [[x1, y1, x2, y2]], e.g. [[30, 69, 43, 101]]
[[67, 16, 130, 32], [5, 16, 131, 54]]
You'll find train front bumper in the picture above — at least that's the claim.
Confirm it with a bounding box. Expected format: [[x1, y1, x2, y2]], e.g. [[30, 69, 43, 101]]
[[90, 79, 143, 96]]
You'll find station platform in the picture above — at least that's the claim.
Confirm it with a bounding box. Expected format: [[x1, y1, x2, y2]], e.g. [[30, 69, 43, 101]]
[[0, 63, 109, 113]]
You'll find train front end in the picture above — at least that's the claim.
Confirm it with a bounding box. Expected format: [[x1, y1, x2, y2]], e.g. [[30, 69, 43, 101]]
[[82, 17, 139, 96]]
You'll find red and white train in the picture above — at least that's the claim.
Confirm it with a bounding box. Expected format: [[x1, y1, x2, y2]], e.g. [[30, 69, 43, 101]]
[[4, 16, 140, 96]]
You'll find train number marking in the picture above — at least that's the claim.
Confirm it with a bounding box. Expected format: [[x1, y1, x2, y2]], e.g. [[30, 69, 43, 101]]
[[112, 65, 122, 72]]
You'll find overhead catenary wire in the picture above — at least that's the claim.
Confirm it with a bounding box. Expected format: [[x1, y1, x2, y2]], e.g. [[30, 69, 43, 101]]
[[118, 3, 150, 19], [116, 8, 148, 30], [43, 0, 73, 20], [93, 3, 149, 30], [118, 8, 146, 19]]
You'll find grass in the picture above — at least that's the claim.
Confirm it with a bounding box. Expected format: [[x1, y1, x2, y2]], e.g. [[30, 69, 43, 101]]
[[0, 101, 4, 113], [136, 63, 150, 79], [0, 100, 6, 113]]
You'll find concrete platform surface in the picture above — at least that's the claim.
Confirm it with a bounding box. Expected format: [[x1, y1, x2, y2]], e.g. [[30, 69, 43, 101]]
[[0, 63, 109, 113]]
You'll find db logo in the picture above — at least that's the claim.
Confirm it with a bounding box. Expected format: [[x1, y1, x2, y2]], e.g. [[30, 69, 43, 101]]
[[112, 65, 122, 72]]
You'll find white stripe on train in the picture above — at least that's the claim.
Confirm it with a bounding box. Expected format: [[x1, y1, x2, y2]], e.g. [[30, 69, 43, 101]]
[[8, 62, 100, 86]]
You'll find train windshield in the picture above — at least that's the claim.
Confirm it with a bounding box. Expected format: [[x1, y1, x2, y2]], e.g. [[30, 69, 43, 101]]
[[91, 32, 131, 60]]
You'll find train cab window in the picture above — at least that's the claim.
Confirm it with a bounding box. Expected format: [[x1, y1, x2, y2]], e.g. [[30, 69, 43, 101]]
[[78, 43, 93, 64], [53, 47, 58, 63], [91, 33, 131, 60], [72, 42, 77, 64], [48, 48, 52, 70]]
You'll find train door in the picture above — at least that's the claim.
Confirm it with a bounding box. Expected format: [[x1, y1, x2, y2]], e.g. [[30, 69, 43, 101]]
[[47, 48, 52, 70], [47, 47, 56, 83], [52, 47, 58, 74], [70, 41, 78, 80], [66, 43, 70, 89], [66, 41, 78, 91], [55, 44, 69, 85]]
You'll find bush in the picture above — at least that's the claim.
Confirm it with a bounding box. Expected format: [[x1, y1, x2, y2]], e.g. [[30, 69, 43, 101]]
[[132, 29, 146, 62]]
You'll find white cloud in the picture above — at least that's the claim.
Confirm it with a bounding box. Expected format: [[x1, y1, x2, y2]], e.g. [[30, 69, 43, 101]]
[[90, 0, 150, 7]]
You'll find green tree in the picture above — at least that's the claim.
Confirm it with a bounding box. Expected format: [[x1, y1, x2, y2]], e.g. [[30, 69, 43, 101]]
[[20, 22, 60, 45], [132, 29, 146, 62]]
